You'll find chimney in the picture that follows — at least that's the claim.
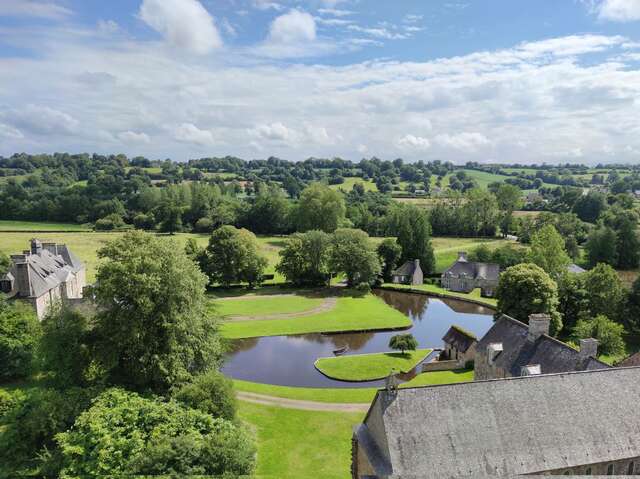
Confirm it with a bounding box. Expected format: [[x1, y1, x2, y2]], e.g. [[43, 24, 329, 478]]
[[457, 252, 468, 262], [30, 239, 42, 255], [527, 314, 550, 342], [520, 364, 541, 376], [414, 259, 420, 269], [579, 338, 598, 359], [42, 242, 59, 256]]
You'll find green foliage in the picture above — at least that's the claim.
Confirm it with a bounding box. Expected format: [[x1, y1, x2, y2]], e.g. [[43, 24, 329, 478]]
[[496, 263, 562, 335], [388, 333, 419, 354], [0, 388, 25, 420], [201, 225, 268, 287], [377, 238, 402, 282], [526, 224, 570, 278], [294, 183, 346, 233], [329, 229, 381, 287], [194, 216, 214, 233], [614, 215, 640, 269], [0, 252, 10, 276], [392, 204, 435, 274], [94, 213, 125, 231], [93, 231, 221, 394], [585, 225, 618, 267], [573, 315, 625, 357], [557, 273, 589, 333], [0, 300, 41, 382], [184, 237, 203, 262], [625, 276, 640, 335], [469, 244, 525, 268], [174, 370, 237, 421], [494, 183, 522, 211], [243, 185, 291, 234], [39, 307, 95, 388], [572, 191, 607, 223], [582, 263, 625, 322], [56, 388, 255, 477], [276, 231, 331, 286]]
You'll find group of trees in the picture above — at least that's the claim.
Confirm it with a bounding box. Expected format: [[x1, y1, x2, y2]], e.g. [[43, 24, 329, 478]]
[[0, 232, 255, 477]]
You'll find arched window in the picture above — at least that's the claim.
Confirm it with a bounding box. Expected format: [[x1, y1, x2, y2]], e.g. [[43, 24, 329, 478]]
[[628, 461, 635, 475], [607, 464, 614, 475]]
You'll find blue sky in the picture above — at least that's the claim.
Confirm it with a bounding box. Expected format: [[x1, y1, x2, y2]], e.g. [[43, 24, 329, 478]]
[[0, 0, 639, 163]]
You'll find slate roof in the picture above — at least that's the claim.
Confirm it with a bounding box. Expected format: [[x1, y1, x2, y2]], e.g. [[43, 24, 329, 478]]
[[567, 263, 586, 274], [356, 367, 640, 477], [477, 314, 609, 376], [442, 325, 477, 353], [443, 259, 500, 281], [618, 351, 640, 367], [391, 260, 420, 277]]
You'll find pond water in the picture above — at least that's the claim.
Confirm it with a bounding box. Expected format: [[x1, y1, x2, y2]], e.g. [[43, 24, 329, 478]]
[[221, 290, 495, 388]]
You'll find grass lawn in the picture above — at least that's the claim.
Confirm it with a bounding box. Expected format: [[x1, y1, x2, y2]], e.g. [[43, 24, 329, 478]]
[[314, 349, 431, 382], [431, 236, 516, 273], [0, 220, 91, 231], [221, 292, 411, 339], [382, 283, 497, 307], [212, 294, 324, 317], [400, 369, 474, 387], [233, 380, 378, 403], [238, 401, 362, 479], [328, 177, 378, 192]]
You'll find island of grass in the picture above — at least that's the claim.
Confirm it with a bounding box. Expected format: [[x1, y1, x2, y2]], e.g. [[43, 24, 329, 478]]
[[314, 349, 432, 382], [221, 292, 412, 339]]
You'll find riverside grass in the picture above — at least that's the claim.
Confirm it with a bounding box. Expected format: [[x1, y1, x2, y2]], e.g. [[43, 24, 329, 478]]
[[314, 349, 432, 382], [212, 294, 324, 318]]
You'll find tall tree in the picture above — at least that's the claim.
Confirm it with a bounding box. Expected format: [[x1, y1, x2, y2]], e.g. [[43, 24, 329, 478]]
[[294, 182, 346, 233], [92, 231, 221, 393], [377, 239, 402, 282], [329, 229, 381, 286], [526, 224, 570, 278], [276, 231, 331, 286], [585, 225, 618, 267], [394, 205, 435, 274], [582, 263, 625, 322], [615, 215, 640, 269]]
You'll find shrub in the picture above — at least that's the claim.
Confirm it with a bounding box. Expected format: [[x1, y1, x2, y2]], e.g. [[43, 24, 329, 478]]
[[573, 315, 625, 357], [94, 213, 124, 231], [0, 300, 41, 382], [173, 370, 237, 421], [0, 388, 25, 420], [195, 217, 214, 233]]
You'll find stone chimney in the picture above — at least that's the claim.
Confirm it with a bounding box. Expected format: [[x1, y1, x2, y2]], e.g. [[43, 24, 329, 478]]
[[527, 314, 550, 342], [520, 364, 541, 376], [414, 259, 420, 269], [30, 239, 42, 255], [457, 252, 468, 262], [579, 338, 598, 359]]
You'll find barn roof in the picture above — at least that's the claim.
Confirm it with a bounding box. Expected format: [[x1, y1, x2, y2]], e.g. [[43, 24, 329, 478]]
[[356, 366, 640, 477], [391, 260, 421, 277], [443, 258, 500, 281], [442, 325, 477, 353]]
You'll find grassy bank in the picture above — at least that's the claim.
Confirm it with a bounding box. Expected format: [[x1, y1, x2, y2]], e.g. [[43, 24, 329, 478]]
[[233, 380, 378, 403], [221, 293, 411, 339], [401, 368, 474, 387], [314, 349, 432, 382], [381, 283, 498, 307], [0, 220, 92, 231]]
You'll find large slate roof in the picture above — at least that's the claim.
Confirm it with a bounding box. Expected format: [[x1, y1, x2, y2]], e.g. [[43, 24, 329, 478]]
[[442, 325, 477, 353], [357, 367, 640, 477], [391, 260, 420, 276], [477, 314, 609, 376], [619, 351, 640, 367], [443, 259, 499, 281]]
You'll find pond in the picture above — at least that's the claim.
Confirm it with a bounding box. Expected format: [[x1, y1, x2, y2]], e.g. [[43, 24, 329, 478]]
[[221, 289, 495, 388]]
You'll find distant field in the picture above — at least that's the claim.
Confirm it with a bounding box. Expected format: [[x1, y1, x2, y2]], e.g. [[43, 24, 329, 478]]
[[432, 236, 516, 272], [0, 220, 91, 231], [458, 169, 511, 188], [329, 177, 378, 192]]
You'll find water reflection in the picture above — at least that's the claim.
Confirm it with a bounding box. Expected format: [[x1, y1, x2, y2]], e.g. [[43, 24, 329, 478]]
[[221, 290, 495, 388]]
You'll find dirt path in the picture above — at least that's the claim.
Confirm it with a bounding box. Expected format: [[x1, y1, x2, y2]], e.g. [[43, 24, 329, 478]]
[[237, 391, 370, 412], [225, 296, 338, 321]]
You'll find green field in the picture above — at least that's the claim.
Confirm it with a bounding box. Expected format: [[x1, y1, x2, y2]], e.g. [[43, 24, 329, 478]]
[[221, 293, 411, 339], [238, 401, 362, 479], [315, 349, 431, 382], [0, 220, 91, 231], [328, 177, 378, 192], [432, 236, 516, 272], [213, 294, 324, 317]]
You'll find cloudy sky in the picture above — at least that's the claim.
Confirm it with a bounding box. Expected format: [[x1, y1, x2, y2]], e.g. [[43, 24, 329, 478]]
[[0, 0, 639, 164]]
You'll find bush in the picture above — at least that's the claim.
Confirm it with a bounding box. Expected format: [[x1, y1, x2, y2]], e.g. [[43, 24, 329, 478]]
[[94, 213, 125, 231], [573, 315, 625, 357], [194, 217, 214, 233], [0, 301, 41, 382], [133, 213, 155, 230], [0, 388, 25, 420], [173, 370, 237, 420]]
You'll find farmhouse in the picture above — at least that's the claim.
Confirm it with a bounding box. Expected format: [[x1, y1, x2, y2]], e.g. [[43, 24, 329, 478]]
[[474, 313, 609, 380], [440, 251, 499, 297], [390, 259, 423, 285], [352, 367, 640, 478], [1, 239, 85, 319], [440, 325, 477, 368]]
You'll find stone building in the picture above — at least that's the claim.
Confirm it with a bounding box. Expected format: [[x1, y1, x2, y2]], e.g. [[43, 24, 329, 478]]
[[352, 367, 640, 478], [474, 313, 609, 380], [440, 252, 499, 297], [618, 351, 640, 367], [390, 259, 423, 285], [1, 239, 85, 319], [440, 325, 477, 368]]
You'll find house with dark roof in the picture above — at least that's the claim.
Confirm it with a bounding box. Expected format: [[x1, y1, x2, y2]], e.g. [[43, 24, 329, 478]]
[[440, 325, 477, 368], [390, 259, 423, 285], [352, 367, 640, 478], [440, 252, 499, 297], [474, 313, 609, 380], [1, 239, 86, 319], [618, 351, 640, 367]]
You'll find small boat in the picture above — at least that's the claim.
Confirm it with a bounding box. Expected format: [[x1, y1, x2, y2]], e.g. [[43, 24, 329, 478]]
[[333, 346, 349, 356]]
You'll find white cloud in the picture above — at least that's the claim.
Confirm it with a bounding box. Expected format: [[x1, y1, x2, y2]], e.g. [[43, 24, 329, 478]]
[[118, 131, 151, 144], [0, 124, 24, 140], [597, 0, 640, 21], [139, 0, 222, 54], [318, 8, 354, 17], [268, 9, 316, 43], [252, 0, 284, 11], [250, 122, 293, 142], [174, 123, 216, 146], [98, 20, 120, 34], [434, 133, 491, 153], [0, 0, 72, 20], [397, 135, 431, 151], [347, 24, 408, 40], [11, 105, 79, 135]]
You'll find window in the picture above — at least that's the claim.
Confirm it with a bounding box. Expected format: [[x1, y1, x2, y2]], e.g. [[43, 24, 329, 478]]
[[563, 471, 570, 475], [629, 462, 635, 475], [607, 464, 614, 475], [585, 468, 591, 475]]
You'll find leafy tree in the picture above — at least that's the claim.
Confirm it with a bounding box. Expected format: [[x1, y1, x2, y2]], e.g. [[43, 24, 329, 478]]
[[377, 239, 402, 282], [582, 263, 625, 322], [39, 306, 95, 388], [0, 252, 11, 276], [184, 237, 203, 263], [495, 183, 522, 211], [194, 217, 214, 233], [573, 315, 625, 357], [244, 185, 291, 234], [200, 226, 268, 288], [572, 191, 607, 223], [526, 224, 570, 278], [394, 205, 435, 274], [276, 231, 331, 286], [0, 300, 40, 382], [92, 231, 221, 393], [294, 182, 346, 233], [174, 370, 236, 421], [615, 215, 640, 269], [557, 273, 588, 334], [157, 200, 183, 234], [564, 235, 580, 260], [388, 333, 418, 354], [94, 213, 125, 231], [496, 263, 562, 335], [56, 388, 255, 477], [329, 229, 381, 287], [585, 225, 618, 267], [625, 276, 640, 334]]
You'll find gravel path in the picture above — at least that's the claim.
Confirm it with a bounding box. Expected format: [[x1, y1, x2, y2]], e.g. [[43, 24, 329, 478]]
[[237, 391, 370, 412]]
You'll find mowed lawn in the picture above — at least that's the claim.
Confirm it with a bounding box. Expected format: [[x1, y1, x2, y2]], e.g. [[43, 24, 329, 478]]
[[315, 349, 432, 382], [238, 401, 363, 479], [0, 220, 91, 231], [233, 379, 378, 403], [431, 236, 517, 273], [212, 294, 324, 317], [400, 369, 474, 387], [221, 293, 411, 339]]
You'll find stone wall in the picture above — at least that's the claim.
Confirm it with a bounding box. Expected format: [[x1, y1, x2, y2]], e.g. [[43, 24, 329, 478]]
[[474, 346, 507, 380], [422, 359, 460, 372], [529, 456, 640, 475]]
